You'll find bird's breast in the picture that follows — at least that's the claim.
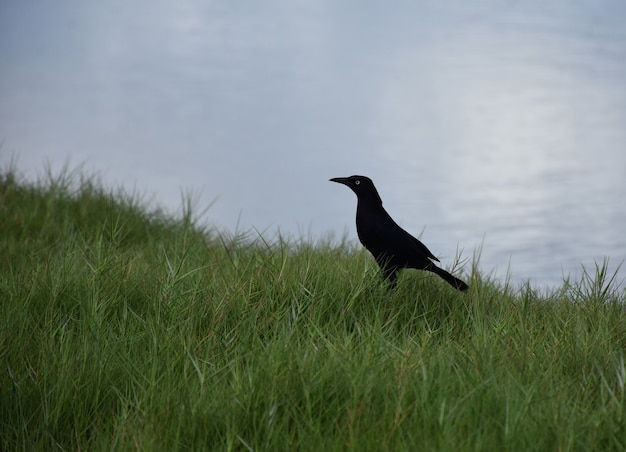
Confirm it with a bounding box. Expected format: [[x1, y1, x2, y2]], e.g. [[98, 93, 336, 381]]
[[355, 213, 384, 249]]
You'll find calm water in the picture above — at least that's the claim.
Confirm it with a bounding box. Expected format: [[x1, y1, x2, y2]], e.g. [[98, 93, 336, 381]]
[[1, 1, 625, 288]]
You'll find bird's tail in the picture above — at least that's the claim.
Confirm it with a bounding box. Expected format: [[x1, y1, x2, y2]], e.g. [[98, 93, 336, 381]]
[[430, 265, 469, 292]]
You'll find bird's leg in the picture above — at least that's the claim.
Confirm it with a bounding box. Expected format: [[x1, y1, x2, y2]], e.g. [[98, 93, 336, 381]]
[[381, 264, 399, 289]]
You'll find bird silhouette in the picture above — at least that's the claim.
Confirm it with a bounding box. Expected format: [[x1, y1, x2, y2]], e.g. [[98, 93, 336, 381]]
[[330, 175, 468, 291]]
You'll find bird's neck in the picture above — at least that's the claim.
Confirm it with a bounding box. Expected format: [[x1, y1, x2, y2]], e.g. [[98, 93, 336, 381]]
[[357, 192, 384, 212]]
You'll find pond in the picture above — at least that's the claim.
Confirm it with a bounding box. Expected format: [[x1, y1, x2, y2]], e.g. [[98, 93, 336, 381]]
[[1, 1, 625, 288]]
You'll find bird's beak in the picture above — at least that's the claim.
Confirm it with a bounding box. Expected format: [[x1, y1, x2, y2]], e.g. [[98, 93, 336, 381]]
[[329, 177, 350, 185]]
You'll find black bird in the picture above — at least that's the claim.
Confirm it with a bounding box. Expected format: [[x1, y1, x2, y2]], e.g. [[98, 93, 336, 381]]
[[330, 175, 469, 291]]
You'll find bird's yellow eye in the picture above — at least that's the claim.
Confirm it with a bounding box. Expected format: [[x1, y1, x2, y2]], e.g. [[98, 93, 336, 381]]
[[355, 180, 361, 185]]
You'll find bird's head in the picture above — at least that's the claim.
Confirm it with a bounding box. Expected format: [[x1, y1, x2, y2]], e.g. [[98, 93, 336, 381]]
[[329, 175, 382, 205]]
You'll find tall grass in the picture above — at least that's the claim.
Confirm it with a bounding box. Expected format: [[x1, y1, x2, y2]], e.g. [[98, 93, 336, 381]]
[[1, 166, 625, 450]]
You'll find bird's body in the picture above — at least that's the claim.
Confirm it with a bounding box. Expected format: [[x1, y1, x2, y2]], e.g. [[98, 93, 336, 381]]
[[330, 175, 468, 291]]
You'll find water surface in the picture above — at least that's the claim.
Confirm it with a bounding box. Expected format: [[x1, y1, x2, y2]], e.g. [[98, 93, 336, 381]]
[[1, 1, 625, 287]]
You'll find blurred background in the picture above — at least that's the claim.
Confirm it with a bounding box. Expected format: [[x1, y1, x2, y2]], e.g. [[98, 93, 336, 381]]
[[1, 1, 625, 288]]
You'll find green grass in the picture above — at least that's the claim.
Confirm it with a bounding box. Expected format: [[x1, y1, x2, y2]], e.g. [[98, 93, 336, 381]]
[[1, 166, 625, 451]]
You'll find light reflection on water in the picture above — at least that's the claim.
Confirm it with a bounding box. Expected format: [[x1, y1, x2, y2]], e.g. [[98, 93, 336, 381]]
[[1, 1, 625, 287]]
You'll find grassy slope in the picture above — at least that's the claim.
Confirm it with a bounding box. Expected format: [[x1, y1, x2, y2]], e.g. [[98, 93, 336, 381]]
[[1, 168, 625, 451]]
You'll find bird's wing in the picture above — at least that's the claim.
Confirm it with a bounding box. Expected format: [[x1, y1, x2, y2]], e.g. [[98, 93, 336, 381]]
[[407, 232, 440, 262], [363, 214, 440, 263]]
